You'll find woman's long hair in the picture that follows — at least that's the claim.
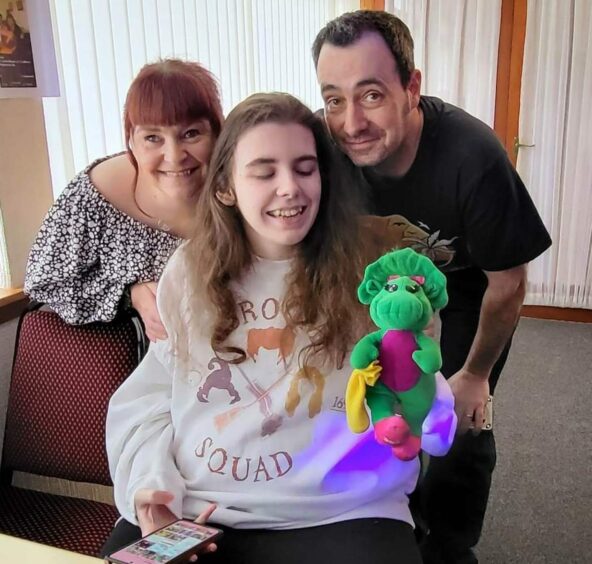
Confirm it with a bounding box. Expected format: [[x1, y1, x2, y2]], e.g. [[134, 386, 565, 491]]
[[173, 92, 367, 370]]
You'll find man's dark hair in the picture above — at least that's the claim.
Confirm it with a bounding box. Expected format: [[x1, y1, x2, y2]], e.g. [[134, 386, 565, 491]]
[[312, 10, 415, 86]]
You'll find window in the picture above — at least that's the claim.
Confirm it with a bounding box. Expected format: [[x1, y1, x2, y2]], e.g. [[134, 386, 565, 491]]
[[42, 0, 359, 196], [0, 207, 11, 288]]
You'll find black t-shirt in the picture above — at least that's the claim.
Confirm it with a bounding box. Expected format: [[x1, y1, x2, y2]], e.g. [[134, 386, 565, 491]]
[[361, 96, 551, 312]]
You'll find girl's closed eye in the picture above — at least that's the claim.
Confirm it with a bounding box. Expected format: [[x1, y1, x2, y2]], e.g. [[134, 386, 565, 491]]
[[252, 168, 275, 180], [295, 165, 317, 176], [294, 156, 318, 177]]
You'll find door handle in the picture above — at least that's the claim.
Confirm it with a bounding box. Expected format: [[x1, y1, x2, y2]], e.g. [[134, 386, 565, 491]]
[[513, 136, 535, 157]]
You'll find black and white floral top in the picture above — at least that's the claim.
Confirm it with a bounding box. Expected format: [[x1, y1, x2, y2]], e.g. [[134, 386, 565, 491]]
[[24, 156, 181, 324]]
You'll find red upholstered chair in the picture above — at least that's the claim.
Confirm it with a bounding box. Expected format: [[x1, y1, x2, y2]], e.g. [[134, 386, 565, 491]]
[[0, 306, 147, 556]]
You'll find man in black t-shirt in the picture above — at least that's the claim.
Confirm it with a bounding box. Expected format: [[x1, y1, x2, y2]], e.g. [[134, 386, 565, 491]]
[[313, 10, 551, 564]]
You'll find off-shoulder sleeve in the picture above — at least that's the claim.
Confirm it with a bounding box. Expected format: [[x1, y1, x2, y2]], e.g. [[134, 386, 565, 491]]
[[24, 175, 129, 324]]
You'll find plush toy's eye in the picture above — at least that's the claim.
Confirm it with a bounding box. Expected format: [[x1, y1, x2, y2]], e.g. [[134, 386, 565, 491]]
[[407, 284, 419, 293], [384, 283, 398, 293]]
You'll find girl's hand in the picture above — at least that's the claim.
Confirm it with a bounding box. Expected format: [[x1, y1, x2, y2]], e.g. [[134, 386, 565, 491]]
[[130, 282, 167, 342], [134, 490, 218, 561], [134, 489, 177, 537], [423, 315, 437, 338], [190, 503, 219, 560]]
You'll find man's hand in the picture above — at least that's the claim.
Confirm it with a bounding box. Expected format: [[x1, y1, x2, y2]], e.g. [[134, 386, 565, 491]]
[[448, 368, 490, 434], [135, 489, 218, 561], [448, 265, 526, 435], [130, 282, 167, 342]]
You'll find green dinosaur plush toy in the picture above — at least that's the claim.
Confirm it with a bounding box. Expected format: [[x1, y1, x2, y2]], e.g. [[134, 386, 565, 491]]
[[346, 248, 448, 461]]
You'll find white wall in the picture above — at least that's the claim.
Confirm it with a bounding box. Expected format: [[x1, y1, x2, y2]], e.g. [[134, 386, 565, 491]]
[[0, 98, 54, 286]]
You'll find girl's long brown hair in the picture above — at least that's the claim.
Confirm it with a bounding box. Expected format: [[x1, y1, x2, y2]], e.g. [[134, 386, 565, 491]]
[[172, 92, 367, 369]]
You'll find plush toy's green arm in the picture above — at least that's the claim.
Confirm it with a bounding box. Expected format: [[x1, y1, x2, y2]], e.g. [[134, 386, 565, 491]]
[[412, 333, 442, 374], [351, 330, 384, 369]]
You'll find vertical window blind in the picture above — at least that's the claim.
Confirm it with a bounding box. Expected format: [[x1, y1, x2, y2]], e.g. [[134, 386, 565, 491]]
[[386, 0, 501, 127], [42, 0, 359, 197], [0, 207, 11, 288]]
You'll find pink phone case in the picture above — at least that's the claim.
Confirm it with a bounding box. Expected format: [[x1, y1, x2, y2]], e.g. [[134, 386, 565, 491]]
[[106, 520, 223, 564]]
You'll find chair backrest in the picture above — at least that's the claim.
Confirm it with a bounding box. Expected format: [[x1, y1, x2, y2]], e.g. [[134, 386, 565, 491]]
[[2, 308, 146, 486]]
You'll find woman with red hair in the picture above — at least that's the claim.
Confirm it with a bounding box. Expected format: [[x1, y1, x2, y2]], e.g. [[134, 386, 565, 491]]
[[25, 59, 224, 340]]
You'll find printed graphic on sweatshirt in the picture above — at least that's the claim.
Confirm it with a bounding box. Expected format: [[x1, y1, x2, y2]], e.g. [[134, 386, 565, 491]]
[[194, 297, 328, 439], [247, 326, 295, 365], [193, 366, 329, 483], [212, 361, 286, 437], [285, 366, 326, 418], [194, 340, 288, 436], [208, 360, 329, 437], [196, 358, 241, 404], [195, 436, 293, 482], [329, 395, 346, 413], [364, 214, 458, 267]]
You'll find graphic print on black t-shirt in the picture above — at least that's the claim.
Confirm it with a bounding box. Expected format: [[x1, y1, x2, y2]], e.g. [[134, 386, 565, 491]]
[[363, 213, 459, 268]]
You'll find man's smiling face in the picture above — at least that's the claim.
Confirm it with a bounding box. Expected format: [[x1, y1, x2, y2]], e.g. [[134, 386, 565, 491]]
[[317, 32, 420, 171]]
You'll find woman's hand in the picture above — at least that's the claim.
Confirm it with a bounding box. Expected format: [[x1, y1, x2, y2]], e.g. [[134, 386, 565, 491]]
[[130, 282, 167, 341], [134, 489, 218, 561]]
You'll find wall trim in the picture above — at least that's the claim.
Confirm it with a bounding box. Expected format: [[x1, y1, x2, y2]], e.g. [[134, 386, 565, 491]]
[[360, 0, 385, 10], [521, 305, 592, 323]]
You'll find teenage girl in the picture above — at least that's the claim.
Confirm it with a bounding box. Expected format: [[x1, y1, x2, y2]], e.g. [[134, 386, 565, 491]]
[[103, 92, 456, 563]]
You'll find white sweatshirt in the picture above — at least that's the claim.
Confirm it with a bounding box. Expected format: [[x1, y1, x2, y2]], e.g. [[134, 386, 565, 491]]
[[107, 248, 457, 530]]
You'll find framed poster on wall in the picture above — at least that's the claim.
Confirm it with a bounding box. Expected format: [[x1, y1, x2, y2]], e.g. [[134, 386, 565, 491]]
[[0, 0, 58, 97]]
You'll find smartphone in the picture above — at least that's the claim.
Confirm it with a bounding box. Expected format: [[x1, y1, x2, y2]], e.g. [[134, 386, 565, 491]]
[[105, 520, 223, 564]]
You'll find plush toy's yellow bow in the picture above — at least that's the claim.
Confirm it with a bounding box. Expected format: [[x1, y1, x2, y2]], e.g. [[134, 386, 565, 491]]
[[345, 361, 382, 433]]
